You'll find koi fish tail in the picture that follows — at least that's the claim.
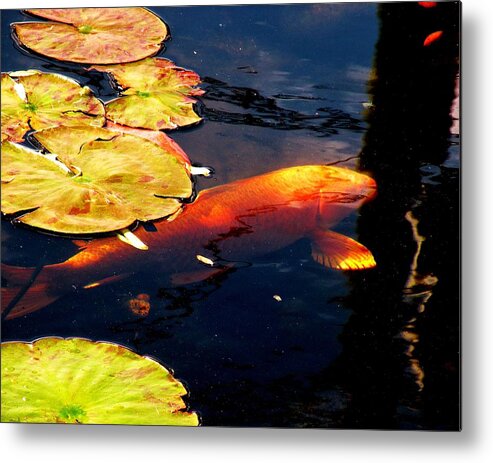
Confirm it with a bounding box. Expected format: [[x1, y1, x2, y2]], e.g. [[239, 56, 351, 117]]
[[1, 263, 63, 320]]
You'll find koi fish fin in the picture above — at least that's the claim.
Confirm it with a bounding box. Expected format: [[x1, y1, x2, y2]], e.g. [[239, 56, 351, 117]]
[[310, 230, 376, 270], [1, 264, 61, 320], [2, 263, 35, 285], [171, 266, 234, 286], [2, 285, 61, 320]]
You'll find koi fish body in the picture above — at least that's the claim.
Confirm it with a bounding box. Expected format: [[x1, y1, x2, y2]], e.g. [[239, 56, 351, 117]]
[[2, 165, 376, 319]]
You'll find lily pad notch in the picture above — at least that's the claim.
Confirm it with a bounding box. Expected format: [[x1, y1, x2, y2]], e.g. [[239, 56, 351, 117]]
[[91, 58, 205, 131], [1, 337, 199, 425], [1, 70, 105, 143]]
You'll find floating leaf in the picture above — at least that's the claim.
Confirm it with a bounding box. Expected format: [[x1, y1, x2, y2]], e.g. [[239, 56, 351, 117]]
[[1, 71, 104, 142], [91, 58, 204, 130], [12, 8, 168, 64], [128, 294, 151, 317], [1, 337, 198, 425], [1, 126, 192, 234]]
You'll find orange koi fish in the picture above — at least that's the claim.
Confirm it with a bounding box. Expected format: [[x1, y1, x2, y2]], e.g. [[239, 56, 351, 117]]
[[2, 165, 376, 319], [423, 30, 443, 46]]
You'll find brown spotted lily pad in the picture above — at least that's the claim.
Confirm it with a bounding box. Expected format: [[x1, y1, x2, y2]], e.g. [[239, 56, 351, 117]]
[[12, 8, 168, 64], [1, 71, 104, 143], [1, 337, 199, 425], [91, 58, 204, 130], [1, 126, 192, 235]]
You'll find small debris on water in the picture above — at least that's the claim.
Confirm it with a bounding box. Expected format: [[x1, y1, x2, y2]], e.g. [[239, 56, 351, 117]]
[[273, 294, 282, 302], [196, 254, 214, 266], [128, 293, 151, 317], [190, 166, 213, 177]]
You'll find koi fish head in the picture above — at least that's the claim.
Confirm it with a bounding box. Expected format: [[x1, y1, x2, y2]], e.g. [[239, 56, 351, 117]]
[[316, 165, 376, 227], [320, 165, 376, 201], [274, 165, 376, 228]]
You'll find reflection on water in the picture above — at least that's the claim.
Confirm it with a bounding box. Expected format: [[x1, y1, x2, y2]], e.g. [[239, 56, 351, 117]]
[[1, 3, 459, 429], [401, 210, 437, 393], [313, 1, 460, 430], [201, 76, 363, 136]]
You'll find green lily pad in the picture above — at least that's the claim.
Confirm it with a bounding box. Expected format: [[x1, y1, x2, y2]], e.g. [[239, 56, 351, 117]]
[[91, 58, 204, 130], [1, 126, 192, 235], [1, 337, 198, 425], [12, 8, 168, 64], [1, 71, 105, 143]]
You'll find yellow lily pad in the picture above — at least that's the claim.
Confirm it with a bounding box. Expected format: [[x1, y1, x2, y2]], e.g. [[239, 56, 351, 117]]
[[1, 126, 192, 235], [1, 71, 104, 143], [12, 8, 168, 64], [1, 337, 198, 425], [91, 58, 204, 130], [105, 121, 191, 168]]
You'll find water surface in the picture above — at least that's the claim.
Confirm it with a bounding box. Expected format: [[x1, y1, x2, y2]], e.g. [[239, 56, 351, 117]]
[[1, 3, 460, 429]]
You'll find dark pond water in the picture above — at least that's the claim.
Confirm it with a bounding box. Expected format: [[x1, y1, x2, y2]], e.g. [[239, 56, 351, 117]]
[[1, 3, 460, 429]]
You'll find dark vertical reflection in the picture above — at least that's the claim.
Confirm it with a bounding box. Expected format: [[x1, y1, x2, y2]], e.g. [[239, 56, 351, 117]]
[[316, 2, 460, 430]]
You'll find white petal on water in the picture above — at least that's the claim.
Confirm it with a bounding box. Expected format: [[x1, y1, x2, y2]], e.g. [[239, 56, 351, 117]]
[[117, 229, 148, 250], [190, 166, 213, 177], [196, 254, 214, 266], [9, 70, 40, 77]]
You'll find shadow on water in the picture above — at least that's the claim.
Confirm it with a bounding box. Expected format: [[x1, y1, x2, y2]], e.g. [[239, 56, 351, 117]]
[[288, 2, 460, 430]]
